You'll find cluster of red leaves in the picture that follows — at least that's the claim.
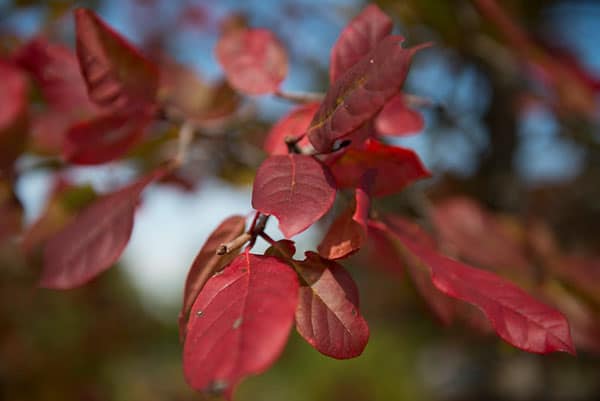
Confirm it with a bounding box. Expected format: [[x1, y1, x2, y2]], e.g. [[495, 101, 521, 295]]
[[0, 4, 578, 401]]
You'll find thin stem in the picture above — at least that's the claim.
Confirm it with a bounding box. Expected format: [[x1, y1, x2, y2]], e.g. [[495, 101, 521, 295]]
[[216, 233, 252, 255], [174, 120, 195, 167], [274, 89, 325, 103], [216, 213, 271, 255]]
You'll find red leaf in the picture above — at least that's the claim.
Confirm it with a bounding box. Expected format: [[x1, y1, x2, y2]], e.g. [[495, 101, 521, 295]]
[[252, 154, 336, 237], [14, 38, 97, 111], [0, 61, 28, 133], [295, 252, 369, 358], [379, 216, 575, 355], [263, 102, 319, 155], [183, 250, 298, 399], [318, 171, 373, 260], [329, 139, 430, 197], [40, 167, 167, 289], [74, 8, 159, 111], [329, 4, 393, 83], [178, 215, 246, 339], [375, 94, 425, 136], [431, 197, 531, 273], [63, 111, 152, 165], [308, 36, 429, 153], [0, 60, 28, 170], [215, 28, 288, 95]]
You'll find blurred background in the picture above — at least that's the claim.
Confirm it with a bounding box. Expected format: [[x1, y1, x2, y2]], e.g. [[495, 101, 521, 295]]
[[1, 0, 600, 400]]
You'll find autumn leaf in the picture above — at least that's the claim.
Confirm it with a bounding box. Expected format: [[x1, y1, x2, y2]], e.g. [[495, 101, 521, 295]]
[[329, 139, 430, 197], [378, 216, 575, 355], [178, 215, 246, 339], [0, 60, 28, 169], [375, 94, 425, 136], [40, 167, 167, 289], [329, 4, 393, 83], [74, 8, 159, 112], [63, 112, 152, 165], [252, 154, 336, 237], [319, 170, 373, 259], [295, 252, 369, 358], [183, 250, 298, 399], [308, 35, 429, 153], [215, 27, 288, 95], [263, 102, 319, 155]]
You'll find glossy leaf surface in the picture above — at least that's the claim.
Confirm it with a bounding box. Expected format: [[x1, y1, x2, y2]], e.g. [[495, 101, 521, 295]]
[[179, 215, 246, 338], [183, 251, 298, 399], [252, 154, 336, 237], [215, 28, 288, 95]]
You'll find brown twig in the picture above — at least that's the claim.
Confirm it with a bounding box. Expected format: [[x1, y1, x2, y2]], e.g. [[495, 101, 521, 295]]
[[274, 89, 325, 103], [216, 213, 271, 255]]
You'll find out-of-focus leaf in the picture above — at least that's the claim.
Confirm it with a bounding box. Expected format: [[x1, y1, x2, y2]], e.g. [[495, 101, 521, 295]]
[[375, 94, 425, 136], [252, 154, 336, 237], [308, 36, 429, 153], [215, 27, 288, 95], [0, 180, 23, 245], [378, 216, 575, 355], [329, 139, 430, 197], [63, 112, 152, 165], [183, 250, 298, 399], [263, 102, 319, 155], [329, 4, 392, 83], [74, 8, 159, 111], [0, 60, 28, 169], [431, 197, 531, 273], [40, 167, 167, 289], [178, 215, 246, 339]]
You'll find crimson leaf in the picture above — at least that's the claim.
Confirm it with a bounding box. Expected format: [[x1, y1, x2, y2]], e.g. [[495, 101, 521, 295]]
[[63, 112, 152, 165], [308, 36, 428, 153], [215, 28, 288, 95], [295, 252, 369, 358], [183, 250, 298, 399], [263, 102, 319, 155], [40, 167, 167, 289], [0, 60, 28, 169], [375, 94, 425, 136], [329, 4, 393, 83], [379, 216, 575, 355], [329, 139, 430, 197], [74, 8, 159, 112], [252, 154, 336, 237], [178, 215, 246, 339]]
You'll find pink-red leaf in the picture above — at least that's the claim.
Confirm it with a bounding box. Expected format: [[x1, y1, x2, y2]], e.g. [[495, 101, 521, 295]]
[[40, 168, 166, 289], [178, 215, 246, 338], [329, 4, 393, 83], [380, 216, 575, 355], [308, 36, 428, 153], [183, 250, 298, 399], [375, 94, 425, 136], [215, 28, 288, 95], [252, 154, 336, 237], [318, 170, 373, 259], [63, 112, 152, 165], [431, 197, 531, 273], [0, 60, 28, 133], [329, 139, 430, 197], [263, 102, 319, 155], [75, 8, 159, 111], [295, 251, 369, 358]]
